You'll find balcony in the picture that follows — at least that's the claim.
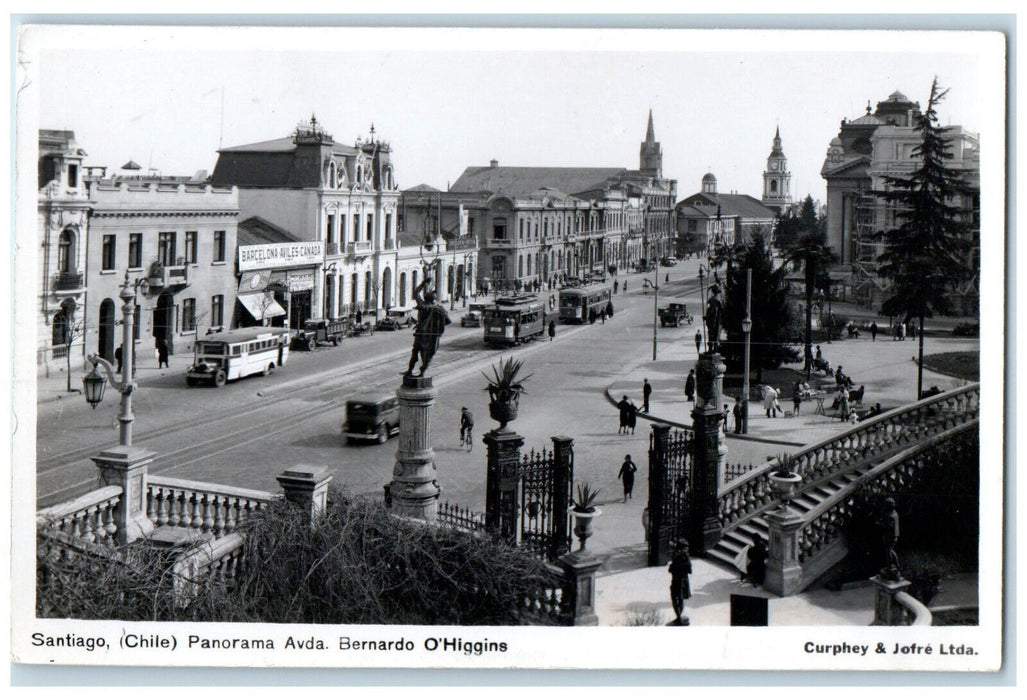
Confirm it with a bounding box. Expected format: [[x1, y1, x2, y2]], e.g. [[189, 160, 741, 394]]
[[485, 238, 517, 250], [348, 240, 372, 259], [326, 242, 341, 256], [384, 238, 396, 249], [148, 261, 190, 289], [52, 271, 84, 292]]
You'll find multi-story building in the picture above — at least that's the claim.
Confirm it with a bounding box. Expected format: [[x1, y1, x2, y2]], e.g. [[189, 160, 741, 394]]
[[38, 130, 90, 374], [441, 112, 677, 290], [84, 170, 240, 361], [674, 172, 778, 255], [213, 117, 474, 318], [761, 127, 793, 215], [821, 90, 980, 312]]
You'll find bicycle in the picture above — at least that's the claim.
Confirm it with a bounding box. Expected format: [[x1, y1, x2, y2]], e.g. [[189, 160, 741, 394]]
[[459, 425, 474, 452]]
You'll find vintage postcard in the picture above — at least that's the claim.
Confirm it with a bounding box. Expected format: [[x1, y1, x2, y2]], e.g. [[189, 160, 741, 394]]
[[10, 21, 1007, 675]]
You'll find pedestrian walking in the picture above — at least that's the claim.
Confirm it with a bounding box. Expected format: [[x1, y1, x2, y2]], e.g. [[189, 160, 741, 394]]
[[870, 321, 878, 341], [589, 308, 597, 324], [617, 395, 630, 434], [114, 345, 123, 373], [694, 330, 702, 354], [669, 540, 692, 625], [627, 401, 638, 434], [614, 280, 619, 294], [623, 281, 628, 293], [642, 378, 653, 413], [733, 398, 744, 434], [763, 385, 779, 418], [356, 309, 363, 326], [792, 381, 802, 415], [684, 369, 695, 403], [618, 454, 637, 502], [600, 308, 606, 324], [606, 301, 614, 318], [665, 273, 669, 284], [156, 337, 170, 369], [548, 319, 556, 341], [910, 321, 918, 339]]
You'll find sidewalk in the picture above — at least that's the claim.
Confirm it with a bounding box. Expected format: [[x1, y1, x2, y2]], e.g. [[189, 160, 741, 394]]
[[589, 315, 980, 626]]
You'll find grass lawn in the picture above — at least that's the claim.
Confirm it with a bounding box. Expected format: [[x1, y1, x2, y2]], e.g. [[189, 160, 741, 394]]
[[920, 351, 979, 382]]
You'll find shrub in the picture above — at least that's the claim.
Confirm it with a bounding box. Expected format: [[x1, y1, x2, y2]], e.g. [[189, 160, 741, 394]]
[[625, 607, 665, 626], [952, 322, 980, 337]]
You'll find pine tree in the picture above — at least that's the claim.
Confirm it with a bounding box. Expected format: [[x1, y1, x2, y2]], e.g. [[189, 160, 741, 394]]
[[721, 235, 799, 373], [875, 78, 972, 398]]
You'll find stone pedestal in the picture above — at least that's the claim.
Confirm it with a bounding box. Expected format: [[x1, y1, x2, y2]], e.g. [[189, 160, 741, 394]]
[[387, 375, 440, 521], [277, 465, 333, 523], [763, 505, 806, 597], [558, 550, 602, 626], [484, 428, 524, 543], [690, 352, 726, 555], [92, 445, 157, 544], [871, 575, 913, 626]]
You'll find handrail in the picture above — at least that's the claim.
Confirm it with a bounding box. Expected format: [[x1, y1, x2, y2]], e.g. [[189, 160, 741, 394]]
[[36, 486, 123, 545], [146, 476, 277, 538], [717, 384, 979, 530], [894, 591, 933, 626]]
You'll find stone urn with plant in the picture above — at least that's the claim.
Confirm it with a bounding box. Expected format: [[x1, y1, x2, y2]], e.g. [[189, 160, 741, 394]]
[[570, 482, 603, 551], [482, 357, 533, 432], [767, 452, 802, 509]]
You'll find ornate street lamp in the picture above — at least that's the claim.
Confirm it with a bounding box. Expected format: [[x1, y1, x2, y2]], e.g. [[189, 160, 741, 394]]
[[643, 277, 659, 361], [83, 273, 147, 446]]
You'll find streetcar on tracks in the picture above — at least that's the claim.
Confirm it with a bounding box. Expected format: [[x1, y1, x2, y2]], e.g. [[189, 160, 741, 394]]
[[558, 282, 612, 324], [483, 295, 546, 346], [186, 327, 291, 387]]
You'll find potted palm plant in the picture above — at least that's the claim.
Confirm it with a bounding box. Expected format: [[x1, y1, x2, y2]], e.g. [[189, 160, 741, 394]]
[[482, 357, 533, 431], [767, 452, 802, 505], [570, 482, 603, 551]]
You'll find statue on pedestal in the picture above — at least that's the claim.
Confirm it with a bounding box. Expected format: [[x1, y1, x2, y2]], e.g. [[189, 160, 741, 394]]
[[705, 283, 724, 352], [406, 260, 451, 377], [878, 497, 902, 581]]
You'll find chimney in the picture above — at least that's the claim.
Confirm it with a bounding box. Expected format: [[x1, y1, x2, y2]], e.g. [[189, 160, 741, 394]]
[[489, 159, 499, 168]]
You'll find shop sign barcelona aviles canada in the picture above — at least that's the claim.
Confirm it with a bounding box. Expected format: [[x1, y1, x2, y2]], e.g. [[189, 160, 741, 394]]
[[238, 242, 325, 271]]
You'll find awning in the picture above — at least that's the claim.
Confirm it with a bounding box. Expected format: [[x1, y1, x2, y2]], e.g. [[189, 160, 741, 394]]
[[236, 292, 287, 321]]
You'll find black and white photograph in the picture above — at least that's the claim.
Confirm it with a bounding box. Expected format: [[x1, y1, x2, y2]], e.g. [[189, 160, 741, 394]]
[[10, 17, 1008, 676]]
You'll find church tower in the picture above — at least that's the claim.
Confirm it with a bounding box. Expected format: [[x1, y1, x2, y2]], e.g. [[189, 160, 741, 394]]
[[761, 127, 792, 213], [639, 109, 663, 178]]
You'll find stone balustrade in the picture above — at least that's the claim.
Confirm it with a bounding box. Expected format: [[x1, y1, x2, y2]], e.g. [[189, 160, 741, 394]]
[[171, 533, 247, 604], [146, 476, 277, 539], [893, 591, 933, 626], [717, 384, 979, 532], [36, 486, 123, 546]]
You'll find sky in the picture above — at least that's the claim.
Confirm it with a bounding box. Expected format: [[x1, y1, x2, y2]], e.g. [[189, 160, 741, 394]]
[[20, 25, 1001, 206]]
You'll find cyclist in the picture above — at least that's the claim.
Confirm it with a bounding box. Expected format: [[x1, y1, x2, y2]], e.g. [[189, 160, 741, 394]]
[[459, 406, 475, 447]]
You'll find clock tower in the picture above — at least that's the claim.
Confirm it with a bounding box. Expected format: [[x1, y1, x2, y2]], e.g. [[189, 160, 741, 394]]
[[761, 127, 791, 214]]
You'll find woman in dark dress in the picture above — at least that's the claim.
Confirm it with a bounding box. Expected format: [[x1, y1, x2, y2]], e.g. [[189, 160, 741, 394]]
[[617, 454, 637, 502]]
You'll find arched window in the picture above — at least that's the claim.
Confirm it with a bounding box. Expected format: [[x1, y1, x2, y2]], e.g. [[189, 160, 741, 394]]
[[518, 256, 524, 277], [364, 271, 373, 306], [399, 272, 407, 306], [526, 255, 532, 277], [770, 180, 778, 194]]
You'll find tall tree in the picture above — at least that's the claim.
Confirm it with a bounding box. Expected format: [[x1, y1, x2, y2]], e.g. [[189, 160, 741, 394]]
[[721, 235, 799, 375], [783, 195, 836, 378], [875, 78, 972, 399]]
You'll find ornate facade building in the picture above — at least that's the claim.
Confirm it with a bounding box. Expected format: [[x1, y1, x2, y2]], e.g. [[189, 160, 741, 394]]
[[675, 172, 778, 256], [37, 130, 90, 374], [212, 117, 474, 320], [438, 112, 676, 290], [821, 90, 980, 312]]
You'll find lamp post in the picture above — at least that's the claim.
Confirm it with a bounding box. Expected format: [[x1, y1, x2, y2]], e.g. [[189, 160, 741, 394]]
[[698, 265, 707, 352], [741, 268, 752, 435], [643, 276, 659, 361], [83, 273, 148, 446]]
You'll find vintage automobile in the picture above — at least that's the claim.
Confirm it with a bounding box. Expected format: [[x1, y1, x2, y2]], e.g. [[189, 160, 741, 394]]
[[461, 303, 487, 327], [292, 318, 348, 350], [658, 302, 693, 327], [375, 309, 416, 331], [342, 394, 401, 444], [660, 256, 678, 267]]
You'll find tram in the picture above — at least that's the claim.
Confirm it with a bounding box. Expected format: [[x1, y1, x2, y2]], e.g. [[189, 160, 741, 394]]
[[558, 283, 613, 324], [483, 295, 546, 346]]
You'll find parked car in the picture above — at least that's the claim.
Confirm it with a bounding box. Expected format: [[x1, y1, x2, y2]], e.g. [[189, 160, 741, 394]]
[[293, 318, 348, 350], [376, 309, 416, 331], [660, 256, 678, 267], [342, 394, 401, 444], [461, 303, 487, 327]]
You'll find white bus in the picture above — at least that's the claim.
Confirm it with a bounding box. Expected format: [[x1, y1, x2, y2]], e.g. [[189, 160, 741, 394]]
[[186, 327, 291, 387]]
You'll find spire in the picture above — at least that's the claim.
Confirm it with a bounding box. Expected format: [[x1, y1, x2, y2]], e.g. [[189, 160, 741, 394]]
[[645, 109, 656, 143]]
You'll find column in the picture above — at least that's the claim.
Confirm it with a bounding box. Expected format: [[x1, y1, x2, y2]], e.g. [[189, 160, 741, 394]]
[[763, 506, 806, 597], [92, 445, 157, 545], [484, 429, 523, 544], [387, 375, 440, 521], [557, 549, 601, 626], [689, 351, 726, 555]]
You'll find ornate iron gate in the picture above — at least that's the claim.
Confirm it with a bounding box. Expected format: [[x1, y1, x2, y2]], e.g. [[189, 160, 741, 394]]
[[647, 424, 694, 566], [518, 436, 574, 562]]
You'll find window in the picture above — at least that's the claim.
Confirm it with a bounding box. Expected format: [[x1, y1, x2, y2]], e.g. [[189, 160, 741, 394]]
[[67, 164, 78, 188], [211, 295, 224, 327], [185, 231, 197, 264], [353, 217, 360, 242], [101, 235, 116, 271], [493, 218, 507, 240], [364, 271, 372, 305], [213, 230, 226, 262], [58, 230, 74, 273], [326, 214, 336, 244], [385, 213, 392, 240], [182, 298, 196, 332], [128, 233, 142, 268], [366, 214, 374, 241], [158, 232, 176, 266]]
